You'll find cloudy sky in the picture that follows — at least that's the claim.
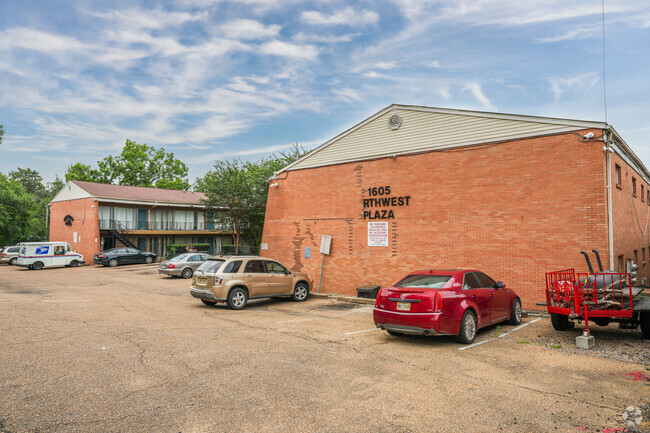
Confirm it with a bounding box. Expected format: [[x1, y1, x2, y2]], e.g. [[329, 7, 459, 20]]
[[1, 0, 649, 183]]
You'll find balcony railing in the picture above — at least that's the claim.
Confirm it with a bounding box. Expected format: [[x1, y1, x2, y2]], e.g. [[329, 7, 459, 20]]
[[100, 219, 228, 231]]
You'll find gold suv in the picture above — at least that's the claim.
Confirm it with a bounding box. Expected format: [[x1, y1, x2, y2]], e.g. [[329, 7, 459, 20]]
[[190, 256, 313, 309]]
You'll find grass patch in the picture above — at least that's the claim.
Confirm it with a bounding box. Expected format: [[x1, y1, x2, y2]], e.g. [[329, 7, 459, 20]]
[[516, 340, 530, 344], [550, 344, 562, 349], [490, 325, 502, 338]]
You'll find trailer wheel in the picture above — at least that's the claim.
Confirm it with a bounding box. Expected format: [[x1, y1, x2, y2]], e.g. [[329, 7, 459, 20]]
[[641, 312, 650, 340], [550, 313, 573, 331]]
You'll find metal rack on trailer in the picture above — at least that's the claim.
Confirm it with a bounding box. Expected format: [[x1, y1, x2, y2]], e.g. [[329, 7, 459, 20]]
[[544, 250, 650, 338]]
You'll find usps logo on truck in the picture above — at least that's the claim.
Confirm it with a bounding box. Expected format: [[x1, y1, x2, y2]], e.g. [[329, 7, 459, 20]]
[[35, 246, 49, 255]]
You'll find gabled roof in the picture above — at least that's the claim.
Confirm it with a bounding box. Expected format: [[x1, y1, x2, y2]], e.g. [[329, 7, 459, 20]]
[[50, 180, 206, 206], [280, 104, 611, 173]]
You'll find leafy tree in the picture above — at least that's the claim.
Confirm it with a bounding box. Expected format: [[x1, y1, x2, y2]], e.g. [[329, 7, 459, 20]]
[[0, 173, 35, 246], [0, 124, 4, 144], [9, 168, 45, 196], [65, 139, 190, 189], [199, 145, 307, 250]]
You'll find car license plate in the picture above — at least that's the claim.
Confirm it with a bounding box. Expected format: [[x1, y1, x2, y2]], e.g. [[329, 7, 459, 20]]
[[396, 302, 410, 311]]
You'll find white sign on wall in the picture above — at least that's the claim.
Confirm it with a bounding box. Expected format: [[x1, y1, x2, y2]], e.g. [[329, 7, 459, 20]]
[[320, 235, 332, 255], [368, 222, 389, 247]]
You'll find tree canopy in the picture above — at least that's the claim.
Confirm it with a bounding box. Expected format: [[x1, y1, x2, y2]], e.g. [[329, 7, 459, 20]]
[[65, 139, 190, 190], [0, 173, 36, 246], [198, 145, 307, 250]]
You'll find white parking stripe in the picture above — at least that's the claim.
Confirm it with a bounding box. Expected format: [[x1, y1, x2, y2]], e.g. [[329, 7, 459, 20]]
[[458, 318, 542, 351], [344, 328, 382, 335], [0, 299, 93, 303]]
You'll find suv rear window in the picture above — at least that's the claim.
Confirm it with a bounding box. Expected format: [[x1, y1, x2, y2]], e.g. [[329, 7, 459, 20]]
[[222, 260, 242, 273], [8, 247, 19, 253], [395, 275, 452, 289], [197, 260, 226, 273]]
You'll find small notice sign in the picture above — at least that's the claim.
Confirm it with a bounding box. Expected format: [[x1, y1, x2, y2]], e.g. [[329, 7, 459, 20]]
[[368, 222, 389, 247], [320, 235, 332, 255]]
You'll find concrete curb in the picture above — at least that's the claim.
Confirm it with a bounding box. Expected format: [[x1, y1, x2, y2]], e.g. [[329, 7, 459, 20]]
[[309, 293, 376, 305]]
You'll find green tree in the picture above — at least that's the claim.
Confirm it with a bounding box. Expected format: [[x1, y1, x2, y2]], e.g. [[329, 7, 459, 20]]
[[0, 173, 35, 246], [199, 145, 307, 250], [65, 139, 190, 189], [0, 124, 4, 145], [9, 168, 45, 196], [199, 160, 251, 251]]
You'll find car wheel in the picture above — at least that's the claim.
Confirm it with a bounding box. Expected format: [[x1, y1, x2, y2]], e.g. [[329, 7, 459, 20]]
[[456, 310, 477, 344], [108, 259, 118, 267], [291, 282, 309, 302], [550, 313, 574, 331], [144, 256, 153, 264], [181, 267, 193, 279], [69, 260, 79, 268], [9, 257, 17, 265], [386, 330, 403, 336], [31, 261, 44, 271], [201, 299, 217, 306], [508, 298, 522, 325], [227, 288, 248, 310]]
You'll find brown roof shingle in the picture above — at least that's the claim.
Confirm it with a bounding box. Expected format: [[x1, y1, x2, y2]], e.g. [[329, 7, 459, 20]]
[[71, 180, 206, 205]]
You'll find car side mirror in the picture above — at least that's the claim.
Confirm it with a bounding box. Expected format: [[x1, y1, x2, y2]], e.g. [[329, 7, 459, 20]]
[[496, 281, 505, 289]]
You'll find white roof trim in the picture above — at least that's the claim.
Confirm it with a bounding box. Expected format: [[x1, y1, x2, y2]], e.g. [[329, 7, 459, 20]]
[[49, 180, 92, 203], [93, 198, 206, 208], [277, 104, 609, 174]]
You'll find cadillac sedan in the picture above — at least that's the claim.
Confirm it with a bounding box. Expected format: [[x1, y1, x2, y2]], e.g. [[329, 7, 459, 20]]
[[373, 269, 522, 344], [159, 253, 212, 279]]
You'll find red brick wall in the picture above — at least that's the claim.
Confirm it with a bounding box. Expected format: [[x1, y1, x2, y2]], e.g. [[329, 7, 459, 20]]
[[49, 198, 100, 263], [262, 131, 613, 310], [611, 152, 650, 282]]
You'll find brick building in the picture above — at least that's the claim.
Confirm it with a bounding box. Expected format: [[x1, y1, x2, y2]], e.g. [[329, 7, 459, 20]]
[[49, 181, 232, 261], [261, 105, 650, 309]]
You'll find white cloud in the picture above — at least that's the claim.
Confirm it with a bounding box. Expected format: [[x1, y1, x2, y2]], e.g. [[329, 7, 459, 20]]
[[333, 88, 364, 103], [0, 28, 87, 53], [426, 60, 440, 68], [548, 72, 600, 103], [220, 19, 281, 40], [300, 7, 379, 26], [88, 8, 207, 30], [259, 40, 319, 60], [293, 32, 360, 43], [462, 82, 495, 110], [537, 25, 600, 43]]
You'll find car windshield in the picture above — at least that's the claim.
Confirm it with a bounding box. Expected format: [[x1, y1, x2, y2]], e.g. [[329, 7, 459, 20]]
[[170, 254, 189, 262], [197, 260, 226, 273], [395, 275, 452, 289]]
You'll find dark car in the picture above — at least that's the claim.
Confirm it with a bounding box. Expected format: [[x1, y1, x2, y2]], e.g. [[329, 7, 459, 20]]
[[93, 247, 157, 267], [373, 269, 522, 344]]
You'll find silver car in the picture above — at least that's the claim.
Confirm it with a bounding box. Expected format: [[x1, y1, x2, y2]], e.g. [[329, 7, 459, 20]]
[[159, 253, 212, 279], [1, 246, 20, 265]]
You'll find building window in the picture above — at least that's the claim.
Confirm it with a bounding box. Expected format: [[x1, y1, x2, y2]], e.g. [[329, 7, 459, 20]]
[[615, 164, 621, 188], [633, 177, 637, 197], [643, 185, 646, 202], [618, 255, 624, 272], [634, 250, 638, 265]]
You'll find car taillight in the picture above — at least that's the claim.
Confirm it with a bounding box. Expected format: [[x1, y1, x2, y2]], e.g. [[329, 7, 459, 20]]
[[434, 291, 443, 313], [214, 276, 223, 285], [98, 255, 106, 258], [167, 263, 175, 269], [0, 253, 6, 256], [375, 289, 382, 307]]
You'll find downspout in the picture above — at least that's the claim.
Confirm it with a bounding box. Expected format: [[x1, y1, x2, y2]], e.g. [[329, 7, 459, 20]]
[[605, 129, 615, 270]]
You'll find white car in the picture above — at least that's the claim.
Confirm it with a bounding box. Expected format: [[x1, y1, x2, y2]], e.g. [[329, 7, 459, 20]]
[[16, 242, 84, 270]]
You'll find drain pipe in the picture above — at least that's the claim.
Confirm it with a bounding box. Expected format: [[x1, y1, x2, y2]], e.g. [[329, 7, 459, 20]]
[[604, 129, 615, 270]]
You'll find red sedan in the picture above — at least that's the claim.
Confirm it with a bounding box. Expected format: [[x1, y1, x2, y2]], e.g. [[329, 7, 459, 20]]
[[373, 269, 522, 344]]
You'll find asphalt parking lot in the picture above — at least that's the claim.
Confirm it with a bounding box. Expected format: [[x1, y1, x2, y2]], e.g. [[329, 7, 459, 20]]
[[1, 264, 648, 433]]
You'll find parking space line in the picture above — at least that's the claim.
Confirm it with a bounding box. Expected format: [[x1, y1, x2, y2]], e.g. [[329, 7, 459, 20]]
[[344, 328, 382, 335], [458, 318, 542, 351], [0, 299, 93, 303], [273, 317, 326, 324]]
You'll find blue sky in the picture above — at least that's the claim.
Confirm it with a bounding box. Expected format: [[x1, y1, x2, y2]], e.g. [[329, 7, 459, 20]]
[[1, 0, 649, 184]]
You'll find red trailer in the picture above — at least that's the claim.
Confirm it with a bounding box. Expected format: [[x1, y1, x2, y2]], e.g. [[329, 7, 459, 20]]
[[545, 251, 650, 338]]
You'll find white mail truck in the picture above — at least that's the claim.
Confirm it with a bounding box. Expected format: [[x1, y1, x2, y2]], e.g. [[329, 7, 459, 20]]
[[16, 242, 84, 270]]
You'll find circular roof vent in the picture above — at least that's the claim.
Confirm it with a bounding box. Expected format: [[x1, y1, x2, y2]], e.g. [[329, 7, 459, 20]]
[[388, 114, 402, 130]]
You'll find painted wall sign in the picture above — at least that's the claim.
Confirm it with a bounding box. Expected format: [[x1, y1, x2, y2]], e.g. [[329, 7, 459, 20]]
[[305, 247, 311, 258], [368, 222, 389, 247], [320, 235, 332, 255], [363, 185, 411, 220]]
